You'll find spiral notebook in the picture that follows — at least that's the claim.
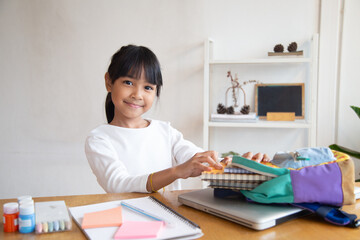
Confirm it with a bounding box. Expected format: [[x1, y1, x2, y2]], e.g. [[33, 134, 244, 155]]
[[68, 196, 202, 240], [201, 172, 273, 181]]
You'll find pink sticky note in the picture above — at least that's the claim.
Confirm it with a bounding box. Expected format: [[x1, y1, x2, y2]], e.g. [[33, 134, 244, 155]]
[[114, 221, 164, 239], [81, 206, 123, 229]]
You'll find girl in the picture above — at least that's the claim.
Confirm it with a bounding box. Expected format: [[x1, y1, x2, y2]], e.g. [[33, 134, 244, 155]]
[[85, 45, 269, 193]]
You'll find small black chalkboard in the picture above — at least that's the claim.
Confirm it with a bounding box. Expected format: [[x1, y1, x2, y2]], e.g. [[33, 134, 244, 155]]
[[255, 83, 304, 119]]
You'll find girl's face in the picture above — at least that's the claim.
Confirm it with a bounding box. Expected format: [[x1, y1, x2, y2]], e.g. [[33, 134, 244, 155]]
[[105, 71, 157, 127]]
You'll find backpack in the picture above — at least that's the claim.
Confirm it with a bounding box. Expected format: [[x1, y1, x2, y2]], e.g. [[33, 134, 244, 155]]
[[235, 150, 355, 206], [214, 148, 359, 227]]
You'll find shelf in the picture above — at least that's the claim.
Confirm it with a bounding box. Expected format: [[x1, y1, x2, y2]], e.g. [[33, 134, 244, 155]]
[[203, 34, 319, 149], [208, 120, 311, 129], [210, 58, 311, 64]]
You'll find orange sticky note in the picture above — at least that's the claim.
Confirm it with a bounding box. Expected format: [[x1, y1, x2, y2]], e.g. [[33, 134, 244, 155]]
[[81, 206, 123, 229], [114, 221, 164, 239]]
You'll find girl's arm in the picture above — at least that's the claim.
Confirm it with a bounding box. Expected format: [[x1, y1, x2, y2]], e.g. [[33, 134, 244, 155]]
[[146, 151, 222, 192], [145, 124, 224, 192]]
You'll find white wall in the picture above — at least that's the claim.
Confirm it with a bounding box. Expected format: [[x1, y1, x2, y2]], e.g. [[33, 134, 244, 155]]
[[317, 0, 360, 179], [317, 0, 342, 147], [337, 0, 360, 179], [0, 0, 321, 198]]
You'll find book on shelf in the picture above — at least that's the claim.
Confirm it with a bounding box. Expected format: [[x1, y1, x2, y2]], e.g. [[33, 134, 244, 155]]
[[210, 112, 258, 122]]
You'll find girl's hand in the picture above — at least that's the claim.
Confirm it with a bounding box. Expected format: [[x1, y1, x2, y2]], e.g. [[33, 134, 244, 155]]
[[242, 152, 271, 163], [175, 151, 222, 179], [220, 156, 232, 165]]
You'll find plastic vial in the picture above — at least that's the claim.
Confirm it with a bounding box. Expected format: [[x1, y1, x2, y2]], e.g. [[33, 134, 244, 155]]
[[19, 199, 34, 206], [17, 195, 32, 203], [3, 202, 19, 232], [19, 203, 35, 233]]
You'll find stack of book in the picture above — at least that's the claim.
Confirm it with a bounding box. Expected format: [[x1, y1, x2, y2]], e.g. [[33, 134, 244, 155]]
[[201, 162, 274, 190], [210, 112, 258, 123]]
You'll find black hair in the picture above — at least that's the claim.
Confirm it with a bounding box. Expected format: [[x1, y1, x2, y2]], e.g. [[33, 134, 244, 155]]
[[105, 45, 163, 123]]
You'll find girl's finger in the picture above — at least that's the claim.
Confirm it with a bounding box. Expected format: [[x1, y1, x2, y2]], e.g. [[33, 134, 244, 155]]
[[263, 154, 271, 162], [252, 153, 263, 163], [221, 156, 232, 165], [204, 151, 219, 163], [196, 151, 216, 159], [197, 151, 221, 168], [194, 160, 212, 172], [242, 152, 253, 160], [201, 156, 222, 169]]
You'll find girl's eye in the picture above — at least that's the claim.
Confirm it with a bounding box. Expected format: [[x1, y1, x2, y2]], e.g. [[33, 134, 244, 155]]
[[145, 86, 154, 91], [123, 80, 133, 86]]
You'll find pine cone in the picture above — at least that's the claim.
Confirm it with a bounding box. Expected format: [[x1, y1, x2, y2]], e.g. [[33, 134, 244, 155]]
[[226, 106, 234, 114], [240, 105, 250, 114], [287, 42, 298, 52], [217, 103, 227, 114], [273, 44, 284, 53]]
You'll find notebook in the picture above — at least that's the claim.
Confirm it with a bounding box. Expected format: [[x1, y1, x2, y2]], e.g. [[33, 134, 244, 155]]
[[208, 181, 263, 190], [178, 188, 309, 230], [224, 167, 255, 174], [69, 196, 202, 240], [201, 162, 274, 191], [201, 172, 273, 181]]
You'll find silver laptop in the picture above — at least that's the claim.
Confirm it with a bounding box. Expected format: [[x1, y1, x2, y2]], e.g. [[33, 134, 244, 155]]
[[178, 188, 309, 230]]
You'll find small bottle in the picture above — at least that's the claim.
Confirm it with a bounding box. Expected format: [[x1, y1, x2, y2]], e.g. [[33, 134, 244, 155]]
[[17, 195, 32, 203], [3, 202, 19, 232], [19, 203, 35, 233], [19, 199, 34, 206]]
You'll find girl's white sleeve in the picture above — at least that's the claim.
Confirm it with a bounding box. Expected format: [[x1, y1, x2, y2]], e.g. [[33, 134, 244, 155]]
[[170, 126, 204, 164], [85, 135, 149, 193]]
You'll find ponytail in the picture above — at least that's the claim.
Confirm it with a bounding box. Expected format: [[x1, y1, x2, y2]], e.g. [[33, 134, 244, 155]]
[[105, 92, 114, 123]]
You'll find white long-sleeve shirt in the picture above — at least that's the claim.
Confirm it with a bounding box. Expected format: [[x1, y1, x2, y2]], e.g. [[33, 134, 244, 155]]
[[85, 119, 203, 193]]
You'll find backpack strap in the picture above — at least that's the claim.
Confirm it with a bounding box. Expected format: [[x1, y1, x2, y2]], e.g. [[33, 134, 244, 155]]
[[293, 203, 359, 228], [337, 209, 360, 228]]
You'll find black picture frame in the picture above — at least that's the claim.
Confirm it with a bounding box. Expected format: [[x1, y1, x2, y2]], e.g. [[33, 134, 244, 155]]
[[255, 83, 305, 119]]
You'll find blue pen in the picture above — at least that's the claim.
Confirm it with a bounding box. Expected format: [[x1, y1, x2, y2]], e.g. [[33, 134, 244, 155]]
[[120, 201, 167, 223]]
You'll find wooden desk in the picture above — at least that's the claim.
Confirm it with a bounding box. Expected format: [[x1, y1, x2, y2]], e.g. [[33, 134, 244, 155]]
[[1, 185, 360, 240]]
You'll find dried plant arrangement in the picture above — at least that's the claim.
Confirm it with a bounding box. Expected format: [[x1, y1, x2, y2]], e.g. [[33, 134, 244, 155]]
[[216, 71, 260, 115]]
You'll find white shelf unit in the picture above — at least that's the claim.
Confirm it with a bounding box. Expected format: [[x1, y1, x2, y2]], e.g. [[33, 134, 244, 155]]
[[203, 34, 319, 150]]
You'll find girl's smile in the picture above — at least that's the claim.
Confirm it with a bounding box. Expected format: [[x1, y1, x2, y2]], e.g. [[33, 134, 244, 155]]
[[124, 100, 144, 108]]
